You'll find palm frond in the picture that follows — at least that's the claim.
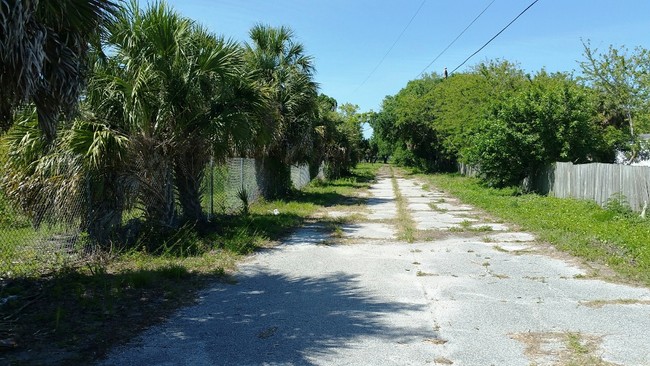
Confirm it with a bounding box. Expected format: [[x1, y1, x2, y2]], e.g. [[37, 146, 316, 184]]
[[0, 0, 118, 139]]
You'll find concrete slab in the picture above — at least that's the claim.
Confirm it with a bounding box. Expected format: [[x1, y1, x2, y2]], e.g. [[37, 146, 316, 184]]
[[436, 202, 474, 211], [486, 232, 537, 242], [406, 196, 434, 204], [283, 224, 330, 246], [399, 188, 425, 199], [325, 210, 362, 219], [368, 189, 393, 197], [492, 243, 532, 251], [413, 212, 479, 231], [407, 203, 431, 211], [342, 222, 396, 239], [366, 197, 392, 206]]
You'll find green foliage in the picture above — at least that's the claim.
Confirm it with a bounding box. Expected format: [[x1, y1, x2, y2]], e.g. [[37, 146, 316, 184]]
[[0, 135, 30, 228], [245, 24, 319, 198], [604, 193, 636, 220], [465, 71, 609, 187], [375, 55, 645, 187], [390, 143, 418, 167], [0, 0, 118, 139], [579, 41, 650, 136], [0, 190, 29, 228], [312, 95, 366, 179], [432, 61, 527, 160], [374, 74, 453, 171], [372, 61, 528, 173], [237, 187, 251, 216], [88, 1, 254, 226], [134, 223, 209, 258]]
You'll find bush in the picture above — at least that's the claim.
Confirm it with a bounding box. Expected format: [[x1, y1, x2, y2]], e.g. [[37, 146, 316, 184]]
[[465, 72, 608, 187]]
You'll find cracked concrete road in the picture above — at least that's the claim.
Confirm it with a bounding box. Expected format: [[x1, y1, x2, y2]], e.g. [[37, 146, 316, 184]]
[[100, 169, 650, 366]]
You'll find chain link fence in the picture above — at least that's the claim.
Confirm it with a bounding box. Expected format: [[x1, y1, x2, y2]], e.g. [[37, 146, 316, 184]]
[[0, 191, 87, 278], [1, 157, 318, 278]]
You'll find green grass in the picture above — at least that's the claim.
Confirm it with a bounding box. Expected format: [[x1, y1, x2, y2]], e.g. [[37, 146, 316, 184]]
[[391, 168, 416, 242], [422, 173, 650, 285]]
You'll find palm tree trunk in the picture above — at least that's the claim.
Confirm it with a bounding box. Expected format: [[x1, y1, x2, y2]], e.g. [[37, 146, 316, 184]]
[[174, 156, 207, 224], [135, 140, 177, 229], [256, 156, 292, 200], [85, 173, 125, 247]]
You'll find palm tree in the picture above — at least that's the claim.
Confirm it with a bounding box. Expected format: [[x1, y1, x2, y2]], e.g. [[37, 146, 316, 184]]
[[1, 107, 129, 246], [244, 24, 319, 198], [311, 96, 363, 179], [1, 1, 268, 246], [0, 0, 118, 141], [87, 1, 260, 227]]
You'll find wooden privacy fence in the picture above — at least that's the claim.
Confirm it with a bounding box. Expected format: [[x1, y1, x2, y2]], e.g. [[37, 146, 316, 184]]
[[533, 162, 650, 211], [459, 161, 650, 211]]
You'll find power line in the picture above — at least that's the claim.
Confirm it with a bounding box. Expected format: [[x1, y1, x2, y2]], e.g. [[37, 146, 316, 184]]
[[451, 0, 540, 74], [349, 0, 427, 97], [417, 0, 496, 78]]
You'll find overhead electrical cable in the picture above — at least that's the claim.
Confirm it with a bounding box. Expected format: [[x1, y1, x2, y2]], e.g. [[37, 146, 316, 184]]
[[450, 0, 540, 74], [349, 0, 427, 97], [418, 0, 496, 78]]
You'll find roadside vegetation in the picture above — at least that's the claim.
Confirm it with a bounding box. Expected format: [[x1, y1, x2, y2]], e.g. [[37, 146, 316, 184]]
[[367, 20, 650, 287], [0, 0, 367, 254], [421, 173, 650, 286], [0, 1, 375, 364], [370, 45, 650, 188], [0, 163, 380, 364]]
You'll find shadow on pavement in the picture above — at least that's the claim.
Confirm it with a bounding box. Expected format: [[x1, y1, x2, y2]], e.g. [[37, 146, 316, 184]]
[[101, 270, 427, 365]]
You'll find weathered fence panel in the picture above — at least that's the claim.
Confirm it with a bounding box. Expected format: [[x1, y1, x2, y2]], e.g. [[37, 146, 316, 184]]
[[460, 161, 650, 212], [202, 159, 316, 216], [458, 163, 479, 177], [537, 162, 650, 211], [290, 163, 311, 190]]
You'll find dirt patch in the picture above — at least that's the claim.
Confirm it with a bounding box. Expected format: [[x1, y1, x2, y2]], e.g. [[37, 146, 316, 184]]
[[423, 338, 448, 345], [580, 299, 650, 309], [434, 356, 454, 364], [511, 331, 620, 366]]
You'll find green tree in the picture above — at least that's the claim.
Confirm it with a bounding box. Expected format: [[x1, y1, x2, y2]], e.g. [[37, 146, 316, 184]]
[[85, 1, 254, 230], [374, 60, 529, 172], [378, 74, 445, 170], [579, 41, 650, 137], [310, 95, 364, 179], [466, 71, 606, 187], [244, 24, 318, 198], [335, 103, 364, 170], [0, 0, 118, 140], [432, 60, 527, 162], [1, 108, 128, 243]]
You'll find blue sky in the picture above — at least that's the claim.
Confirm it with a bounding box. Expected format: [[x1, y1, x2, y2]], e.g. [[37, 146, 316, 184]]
[[163, 0, 650, 115]]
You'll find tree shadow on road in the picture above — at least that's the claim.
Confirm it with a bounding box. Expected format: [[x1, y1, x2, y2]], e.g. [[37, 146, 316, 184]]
[[100, 270, 430, 365]]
